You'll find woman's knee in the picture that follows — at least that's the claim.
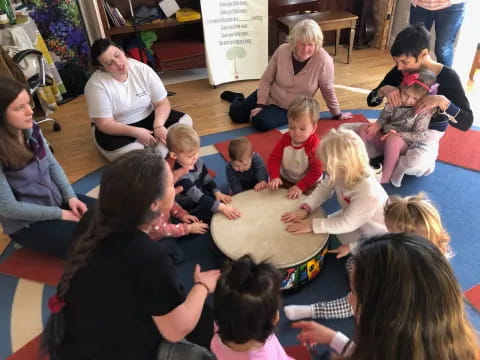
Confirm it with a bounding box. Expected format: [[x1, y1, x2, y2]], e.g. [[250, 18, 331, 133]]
[[178, 113, 193, 127]]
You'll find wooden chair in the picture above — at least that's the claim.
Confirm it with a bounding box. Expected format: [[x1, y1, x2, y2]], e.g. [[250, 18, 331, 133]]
[[469, 43, 480, 81]]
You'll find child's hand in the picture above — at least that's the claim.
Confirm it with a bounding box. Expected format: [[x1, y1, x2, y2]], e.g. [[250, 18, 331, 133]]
[[219, 204, 241, 220], [188, 221, 209, 234], [181, 214, 199, 224], [287, 185, 302, 199], [193, 264, 220, 294], [215, 192, 232, 204], [286, 220, 312, 234], [380, 129, 399, 141], [292, 321, 336, 347], [281, 209, 308, 223], [254, 181, 268, 192], [328, 244, 351, 258], [365, 122, 380, 136], [268, 178, 282, 191]]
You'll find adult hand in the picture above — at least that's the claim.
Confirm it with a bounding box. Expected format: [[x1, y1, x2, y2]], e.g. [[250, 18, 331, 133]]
[[268, 178, 282, 191], [250, 107, 263, 120], [135, 128, 157, 147], [365, 122, 380, 136], [415, 94, 449, 114], [281, 209, 308, 223], [193, 264, 220, 294], [287, 185, 303, 199], [188, 221, 209, 235], [286, 220, 313, 234], [61, 209, 80, 222], [254, 181, 267, 192], [379, 85, 401, 107], [68, 197, 87, 218], [328, 244, 351, 259], [219, 204, 241, 220], [215, 192, 232, 204], [154, 125, 168, 144], [181, 214, 199, 224], [292, 321, 336, 347], [380, 129, 399, 141]]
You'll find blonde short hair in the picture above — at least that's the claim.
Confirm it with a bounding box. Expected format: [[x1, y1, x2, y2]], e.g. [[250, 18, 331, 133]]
[[288, 19, 324, 51], [166, 124, 200, 154], [384, 193, 452, 257], [288, 96, 320, 125], [228, 137, 253, 161], [317, 128, 371, 188]]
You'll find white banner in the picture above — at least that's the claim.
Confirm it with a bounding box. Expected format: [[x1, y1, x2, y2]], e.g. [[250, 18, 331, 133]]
[[200, 0, 268, 86]]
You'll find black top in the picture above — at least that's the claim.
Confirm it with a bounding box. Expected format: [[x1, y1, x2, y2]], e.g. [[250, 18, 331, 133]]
[[292, 54, 309, 75], [61, 228, 185, 360], [367, 66, 473, 131]]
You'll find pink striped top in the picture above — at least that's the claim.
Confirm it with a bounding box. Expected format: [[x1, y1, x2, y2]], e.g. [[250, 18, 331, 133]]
[[411, 0, 465, 11]]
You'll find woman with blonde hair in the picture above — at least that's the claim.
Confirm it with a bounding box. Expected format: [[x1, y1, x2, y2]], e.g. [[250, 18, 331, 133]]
[[221, 19, 351, 131], [282, 128, 388, 256], [292, 233, 480, 360]]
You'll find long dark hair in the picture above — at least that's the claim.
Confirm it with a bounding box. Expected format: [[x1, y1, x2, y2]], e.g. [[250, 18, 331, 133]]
[[0, 76, 33, 169], [214, 255, 281, 344], [350, 233, 479, 360], [90, 38, 122, 67], [42, 149, 170, 359]]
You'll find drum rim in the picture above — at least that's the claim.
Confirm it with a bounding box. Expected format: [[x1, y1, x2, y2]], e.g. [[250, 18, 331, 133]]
[[210, 189, 329, 268]]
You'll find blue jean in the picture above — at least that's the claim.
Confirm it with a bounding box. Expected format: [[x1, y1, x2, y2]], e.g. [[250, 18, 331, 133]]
[[229, 90, 288, 131], [409, 3, 466, 67], [9, 194, 96, 258]]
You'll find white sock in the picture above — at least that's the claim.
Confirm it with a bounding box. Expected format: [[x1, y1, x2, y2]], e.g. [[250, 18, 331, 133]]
[[283, 304, 314, 321]]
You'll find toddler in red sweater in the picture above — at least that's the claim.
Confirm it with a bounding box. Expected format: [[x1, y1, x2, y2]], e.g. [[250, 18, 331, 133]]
[[267, 96, 323, 199]]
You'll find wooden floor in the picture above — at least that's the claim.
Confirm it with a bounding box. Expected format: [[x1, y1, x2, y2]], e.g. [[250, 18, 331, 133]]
[[0, 47, 394, 252]]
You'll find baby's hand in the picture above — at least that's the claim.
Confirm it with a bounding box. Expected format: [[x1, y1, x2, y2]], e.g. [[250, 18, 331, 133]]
[[328, 244, 351, 259], [215, 192, 232, 204], [281, 209, 308, 223], [188, 221, 209, 235], [254, 181, 268, 192], [219, 204, 241, 220], [365, 122, 380, 136], [268, 178, 282, 191], [287, 185, 302, 199], [181, 214, 199, 224], [286, 220, 313, 234]]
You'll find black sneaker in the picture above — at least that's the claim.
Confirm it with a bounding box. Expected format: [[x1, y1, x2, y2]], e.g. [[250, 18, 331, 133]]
[[220, 91, 244, 102]]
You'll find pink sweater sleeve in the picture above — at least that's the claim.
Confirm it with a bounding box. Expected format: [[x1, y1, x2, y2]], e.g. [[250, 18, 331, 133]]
[[257, 48, 280, 105], [317, 55, 341, 116], [148, 213, 189, 240]]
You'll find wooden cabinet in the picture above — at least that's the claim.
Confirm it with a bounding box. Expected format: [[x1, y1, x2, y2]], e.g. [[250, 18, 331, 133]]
[[95, 0, 205, 71]]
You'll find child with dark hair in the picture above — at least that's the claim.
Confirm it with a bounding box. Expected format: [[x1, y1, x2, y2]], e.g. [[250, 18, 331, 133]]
[[360, 69, 438, 185], [211, 255, 293, 359], [225, 137, 268, 194]]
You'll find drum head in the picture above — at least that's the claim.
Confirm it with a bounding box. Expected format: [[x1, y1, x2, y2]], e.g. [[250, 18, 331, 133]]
[[211, 189, 328, 268]]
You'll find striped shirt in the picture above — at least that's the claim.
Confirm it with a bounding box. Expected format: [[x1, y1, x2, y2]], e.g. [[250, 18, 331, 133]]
[[411, 0, 465, 11]]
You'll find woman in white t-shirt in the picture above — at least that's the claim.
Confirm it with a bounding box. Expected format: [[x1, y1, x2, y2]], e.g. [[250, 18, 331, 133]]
[[85, 39, 192, 161]]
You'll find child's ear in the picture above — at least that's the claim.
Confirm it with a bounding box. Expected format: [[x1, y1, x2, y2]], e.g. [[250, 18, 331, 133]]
[[272, 310, 280, 326]]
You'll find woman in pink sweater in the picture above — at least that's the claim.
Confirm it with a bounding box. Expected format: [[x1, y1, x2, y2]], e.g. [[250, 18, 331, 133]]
[[221, 19, 351, 131]]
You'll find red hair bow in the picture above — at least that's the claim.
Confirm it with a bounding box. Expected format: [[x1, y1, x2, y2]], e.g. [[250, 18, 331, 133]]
[[48, 294, 66, 314], [401, 72, 430, 92]]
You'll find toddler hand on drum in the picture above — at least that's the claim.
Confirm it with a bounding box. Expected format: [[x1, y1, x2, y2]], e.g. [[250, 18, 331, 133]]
[[210, 255, 294, 360], [225, 137, 269, 195], [283, 128, 388, 258], [267, 97, 323, 199]]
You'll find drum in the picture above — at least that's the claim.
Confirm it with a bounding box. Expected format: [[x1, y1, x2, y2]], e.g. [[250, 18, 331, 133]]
[[211, 189, 329, 290]]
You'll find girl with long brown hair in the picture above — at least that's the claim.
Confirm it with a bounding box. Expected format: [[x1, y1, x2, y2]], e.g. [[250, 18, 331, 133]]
[[293, 233, 480, 360], [0, 76, 94, 257]]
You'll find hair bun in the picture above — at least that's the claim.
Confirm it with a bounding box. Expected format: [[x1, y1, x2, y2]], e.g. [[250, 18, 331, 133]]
[[226, 255, 257, 290]]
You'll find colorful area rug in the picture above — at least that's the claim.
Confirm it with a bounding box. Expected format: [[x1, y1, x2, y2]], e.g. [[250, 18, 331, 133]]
[[1, 109, 479, 359], [465, 284, 480, 313]]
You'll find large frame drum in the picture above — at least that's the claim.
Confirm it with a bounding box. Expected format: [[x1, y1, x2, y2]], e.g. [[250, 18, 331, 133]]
[[211, 189, 329, 290]]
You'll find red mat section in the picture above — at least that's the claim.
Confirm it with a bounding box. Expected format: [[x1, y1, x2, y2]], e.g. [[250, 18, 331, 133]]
[[285, 344, 312, 359], [438, 127, 480, 171], [315, 114, 368, 139], [7, 335, 48, 360], [465, 284, 480, 312], [215, 128, 283, 162], [0, 249, 63, 286]]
